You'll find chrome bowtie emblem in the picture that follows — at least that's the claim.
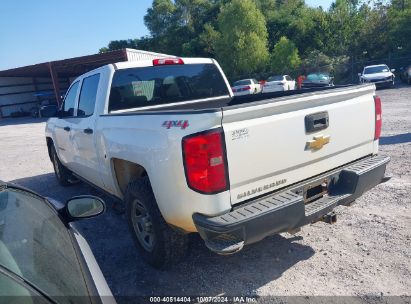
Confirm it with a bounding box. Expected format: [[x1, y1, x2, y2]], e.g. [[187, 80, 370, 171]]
[[306, 135, 330, 150]]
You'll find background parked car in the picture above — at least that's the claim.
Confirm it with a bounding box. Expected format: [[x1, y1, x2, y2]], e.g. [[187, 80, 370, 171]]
[[399, 65, 411, 85], [301, 73, 334, 88], [262, 75, 295, 93], [231, 78, 261, 96], [358, 64, 395, 88], [0, 181, 114, 303], [30, 99, 58, 118]]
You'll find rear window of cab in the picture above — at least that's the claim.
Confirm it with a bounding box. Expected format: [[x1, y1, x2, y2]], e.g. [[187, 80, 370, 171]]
[[108, 63, 229, 112]]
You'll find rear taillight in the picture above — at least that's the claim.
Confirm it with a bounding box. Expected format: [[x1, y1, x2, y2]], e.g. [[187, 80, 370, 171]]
[[153, 58, 184, 65], [182, 129, 228, 194], [242, 86, 251, 91], [374, 96, 382, 140]]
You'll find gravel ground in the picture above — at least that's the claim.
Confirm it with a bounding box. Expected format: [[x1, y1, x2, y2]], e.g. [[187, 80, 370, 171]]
[[0, 84, 410, 300]]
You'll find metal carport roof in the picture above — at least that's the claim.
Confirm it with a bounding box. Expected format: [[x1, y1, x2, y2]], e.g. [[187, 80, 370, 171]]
[[0, 49, 169, 108], [0, 49, 129, 78]]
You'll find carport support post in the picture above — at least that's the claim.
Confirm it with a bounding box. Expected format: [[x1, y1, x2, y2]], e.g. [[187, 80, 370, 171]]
[[49, 62, 62, 107]]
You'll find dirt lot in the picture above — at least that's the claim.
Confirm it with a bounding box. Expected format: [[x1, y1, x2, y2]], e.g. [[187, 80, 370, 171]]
[[0, 85, 410, 300]]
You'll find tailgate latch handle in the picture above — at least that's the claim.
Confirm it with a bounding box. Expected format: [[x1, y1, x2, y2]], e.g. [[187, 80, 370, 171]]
[[305, 111, 329, 133]]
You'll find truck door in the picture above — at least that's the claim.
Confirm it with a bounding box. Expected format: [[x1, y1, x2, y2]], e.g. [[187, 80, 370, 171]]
[[70, 73, 105, 189], [53, 81, 80, 169]]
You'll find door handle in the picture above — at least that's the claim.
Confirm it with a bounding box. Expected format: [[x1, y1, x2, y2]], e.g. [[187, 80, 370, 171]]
[[84, 128, 93, 134], [305, 111, 329, 133], [63, 126, 71, 132]]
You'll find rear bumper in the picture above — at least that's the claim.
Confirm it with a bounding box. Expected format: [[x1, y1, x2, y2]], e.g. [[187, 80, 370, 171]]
[[193, 155, 390, 254], [262, 86, 285, 93], [233, 90, 253, 96]]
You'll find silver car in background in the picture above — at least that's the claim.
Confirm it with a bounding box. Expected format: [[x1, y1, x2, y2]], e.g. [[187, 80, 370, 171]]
[[359, 64, 395, 87]]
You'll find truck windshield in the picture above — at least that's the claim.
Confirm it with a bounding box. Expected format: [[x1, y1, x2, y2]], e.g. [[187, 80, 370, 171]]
[[109, 63, 229, 112]]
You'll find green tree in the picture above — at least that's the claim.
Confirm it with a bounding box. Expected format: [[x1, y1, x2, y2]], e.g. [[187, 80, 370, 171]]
[[270, 36, 301, 75], [198, 23, 220, 56], [215, 0, 269, 77], [352, 4, 390, 61], [388, 1, 411, 54], [264, 0, 330, 56], [144, 0, 176, 37], [302, 50, 332, 72], [99, 39, 138, 53], [327, 0, 365, 57]]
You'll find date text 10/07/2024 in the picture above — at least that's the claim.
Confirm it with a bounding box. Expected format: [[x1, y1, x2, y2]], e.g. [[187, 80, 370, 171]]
[[149, 296, 257, 303]]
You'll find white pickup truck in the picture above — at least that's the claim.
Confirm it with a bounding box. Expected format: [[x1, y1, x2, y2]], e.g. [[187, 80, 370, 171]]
[[45, 57, 389, 268]]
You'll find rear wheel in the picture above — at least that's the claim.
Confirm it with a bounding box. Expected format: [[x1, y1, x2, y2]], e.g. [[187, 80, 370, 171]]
[[50, 145, 73, 186], [125, 177, 188, 269]]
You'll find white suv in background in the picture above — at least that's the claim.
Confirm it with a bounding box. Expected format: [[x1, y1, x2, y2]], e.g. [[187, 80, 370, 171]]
[[359, 64, 395, 87], [231, 78, 262, 96], [262, 75, 295, 93]]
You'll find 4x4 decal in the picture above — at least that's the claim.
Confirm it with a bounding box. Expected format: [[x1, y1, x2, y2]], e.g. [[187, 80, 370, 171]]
[[162, 120, 189, 130]]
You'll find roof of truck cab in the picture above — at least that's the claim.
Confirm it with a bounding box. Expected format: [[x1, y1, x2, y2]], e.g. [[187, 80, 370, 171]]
[[112, 57, 215, 70]]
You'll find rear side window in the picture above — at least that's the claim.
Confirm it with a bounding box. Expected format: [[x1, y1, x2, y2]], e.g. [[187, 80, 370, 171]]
[[77, 74, 100, 117], [267, 76, 284, 82], [62, 81, 79, 117], [109, 64, 229, 112]]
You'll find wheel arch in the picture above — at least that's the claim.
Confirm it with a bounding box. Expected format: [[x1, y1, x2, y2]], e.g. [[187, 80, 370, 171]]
[[111, 158, 148, 196], [46, 137, 54, 161]]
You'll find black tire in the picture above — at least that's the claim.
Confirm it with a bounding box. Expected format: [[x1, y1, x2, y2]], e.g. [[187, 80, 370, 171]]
[[408, 76, 411, 85], [50, 144, 72, 186], [125, 177, 188, 269]]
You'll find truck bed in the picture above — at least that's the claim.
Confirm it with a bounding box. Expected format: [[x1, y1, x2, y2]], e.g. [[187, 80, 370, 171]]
[[104, 84, 363, 115]]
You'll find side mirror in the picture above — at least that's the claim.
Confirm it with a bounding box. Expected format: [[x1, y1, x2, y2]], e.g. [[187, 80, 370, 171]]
[[64, 196, 105, 222], [391, 69, 396, 72], [357, 73, 362, 76]]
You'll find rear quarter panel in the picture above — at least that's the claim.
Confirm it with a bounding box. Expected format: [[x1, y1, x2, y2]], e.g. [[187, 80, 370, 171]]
[[95, 111, 231, 232]]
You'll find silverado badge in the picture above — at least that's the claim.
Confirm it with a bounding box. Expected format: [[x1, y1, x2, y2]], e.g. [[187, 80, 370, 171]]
[[306, 134, 330, 150]]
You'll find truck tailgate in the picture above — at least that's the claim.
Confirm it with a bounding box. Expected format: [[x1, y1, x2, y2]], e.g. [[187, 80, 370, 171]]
[[222, 85, 377, 205]]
